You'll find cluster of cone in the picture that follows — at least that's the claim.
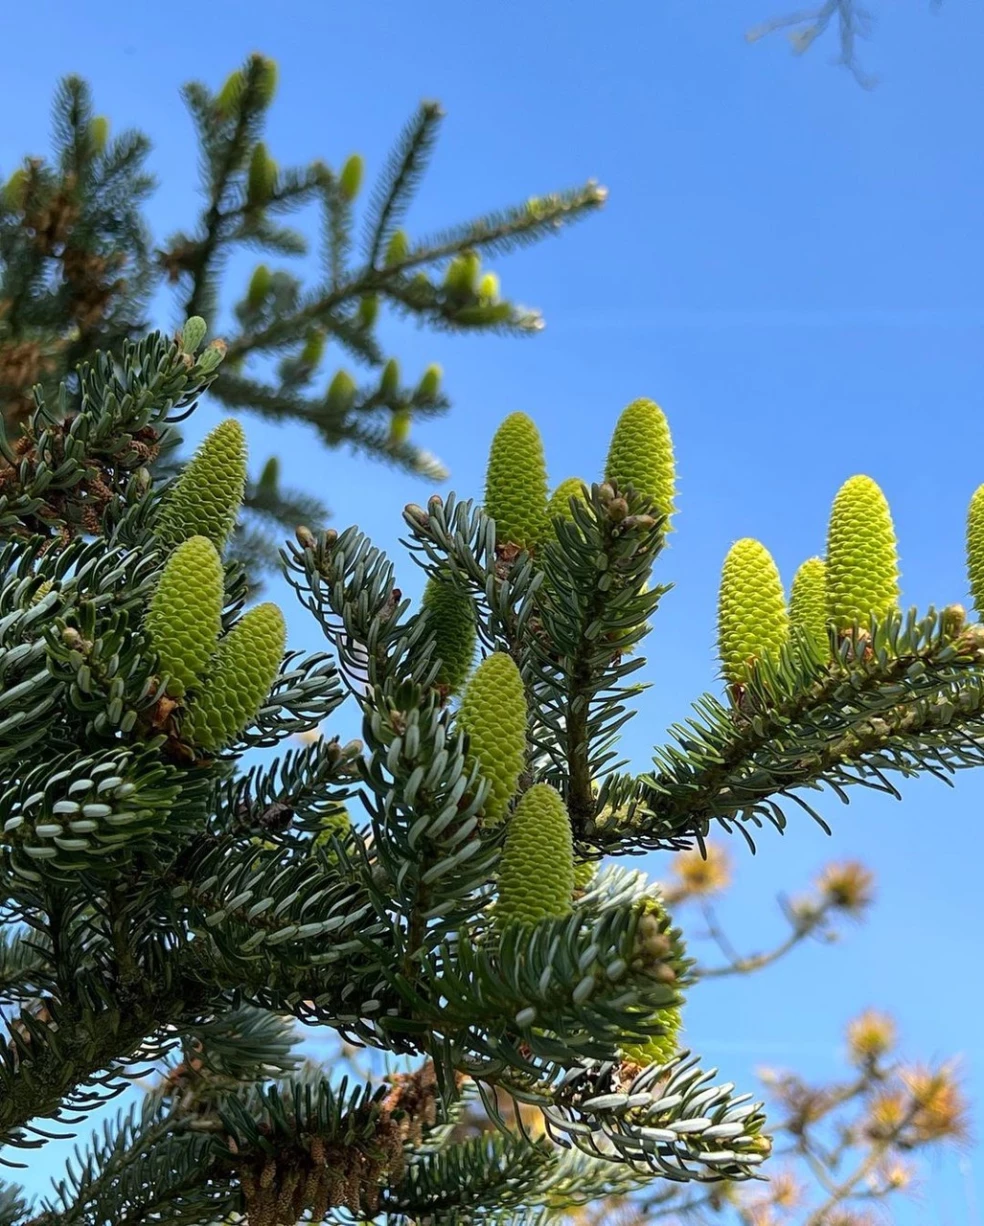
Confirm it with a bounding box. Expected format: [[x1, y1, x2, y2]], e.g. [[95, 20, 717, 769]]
[[717, 475, 904, 686], [719, 473, 984, 688], [145, 420, 286, 751], [421, 398, 680, 1066]]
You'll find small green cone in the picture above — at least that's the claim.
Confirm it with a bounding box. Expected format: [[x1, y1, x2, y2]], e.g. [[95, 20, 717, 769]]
[[389, 410, 411, 445], [181, 316, 208, 354], [327, 370, 357, 414], [546, 477, 588, 534], [422, 574, 476, 695], [247, 142, 278, 206], [717, 538, 789, 684], [257, 456, 279, 493], [496, 784, 574, 929], [380, 358, 400, 399], [967, 485, 984, 617], [416, 364, 442, 402], [184, 603, 286, 750], [155, 419, 248, 552], [247, 264, 271, 307], [89, 116, 109, 155], [215, 70, 244, 117], [458, 652, 527, 825], [314, 805, 352, 860], [339, 154, 364, 201], [604, 399, 676, 525], [444, 251, 480, 299], [621, 1005, 682, 1068], [300, 329, 326, 367], [145, 536, 224, 697], [484, 412, 549, 551], [790, 556, 829, 659], [384, 229, 409, 266], [253, 55, 279, 108], [826, 475, 900, 631], [357, 295, 378, 328], [478, 272, 500, 303]]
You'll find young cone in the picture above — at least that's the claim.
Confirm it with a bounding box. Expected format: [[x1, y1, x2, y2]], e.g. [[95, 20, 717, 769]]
[[458, 652, 526, 824], [826, 475, 900, 631], [967, 485, 984, 617], [789, 556, 829, 659], [421, 575, 477, 695], [484, 412, 548, 550], [184, 603, 286, 751], [718, 538, 789, 684], [604, 398, 676, 526], [621, 1006, 682, 1068], [496, 784, 574, 929], [546, 477, 588, 535], [155, 419, 248, 551], [145, 536, 224, 697]]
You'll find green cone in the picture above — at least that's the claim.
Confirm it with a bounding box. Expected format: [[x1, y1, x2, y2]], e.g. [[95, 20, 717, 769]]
[[146, 536, 223, 697], [718, 538, 789, 684], [155, 419, 247, 551], [789, 556, 829, 658], [458, 652, 526, 825], [422, 575, 476, 695], [484, 412, 549, 550], [620, 1006, 682, 1068], [826, 475, 900, 631], [338, 153, 364, 201], [546, 477, 588, 534], [184, 603, 286, 750], [604, 399, 676, 525], [496, 784, 574, 929], [967, 485, 984, 617], [573, 860, 598, 891], [247, 142, 278, 206]]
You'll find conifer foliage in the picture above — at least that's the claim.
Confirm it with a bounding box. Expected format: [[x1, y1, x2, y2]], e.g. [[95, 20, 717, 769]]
[[1, 318, 981, 1223], [0, 54, 607, 571]]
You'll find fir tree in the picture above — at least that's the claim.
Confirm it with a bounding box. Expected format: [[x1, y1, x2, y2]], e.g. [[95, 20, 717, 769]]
[[0, 319, 979, 1224], [0, 54, 606, 574]]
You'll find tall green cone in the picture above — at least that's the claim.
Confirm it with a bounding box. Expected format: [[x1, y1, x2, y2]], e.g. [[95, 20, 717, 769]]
[[155, 419, 247, 551], [484, 412, 548, 550], [421, 575, 476, 695], [621, 1005, 682, 1068], [496, 784, 574, 929], [89, 116, 109, 155], [604, 398, 676, 526], [546, 477, 588, 534], [416, 364, 442, 402], [717, 538, 789, 684], [145, 536, 224, 698], [826, 475, 900, 631], [967, 485, 984, 617], [247, 264, 271, 307], [789, 556, 829, 658], [338, 154, 364, 201], [247, 142, 278, 206], [458, 652, 526, 825], [184, 603, 286, 751]]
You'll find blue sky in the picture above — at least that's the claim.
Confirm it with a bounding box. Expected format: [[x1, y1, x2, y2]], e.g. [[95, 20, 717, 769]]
[[2, 0, 983, 1219]]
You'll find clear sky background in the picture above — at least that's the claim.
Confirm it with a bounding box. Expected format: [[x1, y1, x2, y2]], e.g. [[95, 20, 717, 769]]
[[1, 1, 983, 1220]]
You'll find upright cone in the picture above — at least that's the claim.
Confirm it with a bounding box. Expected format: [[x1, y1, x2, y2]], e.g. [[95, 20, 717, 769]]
[[826, 475, 900, 631], [789, 557, 829, 659], [484, 413, 548, 550], [604, 399, 676, 525], [496, 784, 574, 929], [155, 420, 247, 551], [145, 536, 224, 697], [458, 652, 526, 824], [184, 604, 286, 751], [717, 539, 788, 684], [967, 485, 984, 617], [546, 477, 588, 534], [422, 575, 477, 695], [621, 1006, 682, 1068]]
